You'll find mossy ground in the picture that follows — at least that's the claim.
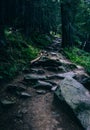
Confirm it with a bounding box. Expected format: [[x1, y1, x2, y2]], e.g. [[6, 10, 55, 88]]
[[64, 47, 90, 74], [0, 29, 39, 80]]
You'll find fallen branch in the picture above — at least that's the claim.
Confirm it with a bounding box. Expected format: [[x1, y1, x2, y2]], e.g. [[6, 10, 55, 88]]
[[30, 52, 43, 64]]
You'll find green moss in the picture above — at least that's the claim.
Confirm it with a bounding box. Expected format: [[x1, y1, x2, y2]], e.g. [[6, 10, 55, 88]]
[[64, 47, 90, 74], [0, 29, 39, 80]]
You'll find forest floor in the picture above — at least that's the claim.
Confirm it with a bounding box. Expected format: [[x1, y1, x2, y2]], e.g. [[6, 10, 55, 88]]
[[0, 37, 89, 130]]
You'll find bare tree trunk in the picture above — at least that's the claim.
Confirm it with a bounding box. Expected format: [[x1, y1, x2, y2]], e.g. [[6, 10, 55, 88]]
[[61, 1, 74, 48]]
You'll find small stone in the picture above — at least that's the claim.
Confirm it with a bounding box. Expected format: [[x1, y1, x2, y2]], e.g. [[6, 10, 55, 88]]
[[20, 92, 32, 98], [34, 80, 52, 90], [0, 99, 15, 107], [24, 74, 47, 82], [51, 86, 58, 91], [36, 90, 46, 94], [45, 80, 57, 86], [50, 52, 57, 56]]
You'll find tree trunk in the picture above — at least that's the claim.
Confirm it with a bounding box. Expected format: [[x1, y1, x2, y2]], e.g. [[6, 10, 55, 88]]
[[61, 1, 73, 48]]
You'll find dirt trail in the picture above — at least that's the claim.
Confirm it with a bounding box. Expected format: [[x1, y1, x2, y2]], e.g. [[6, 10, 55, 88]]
[[0, 37, 88, 130]]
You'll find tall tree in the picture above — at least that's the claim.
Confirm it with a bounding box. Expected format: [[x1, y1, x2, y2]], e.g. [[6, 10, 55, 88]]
[[61, 0, 79, 48]]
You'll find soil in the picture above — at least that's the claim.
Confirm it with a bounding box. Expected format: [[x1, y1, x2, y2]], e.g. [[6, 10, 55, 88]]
[[0, 37, 88, 130]]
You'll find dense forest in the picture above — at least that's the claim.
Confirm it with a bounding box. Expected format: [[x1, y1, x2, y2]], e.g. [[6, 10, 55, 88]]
[[0, 0, 90, 80], [0, 1, 90, 130]]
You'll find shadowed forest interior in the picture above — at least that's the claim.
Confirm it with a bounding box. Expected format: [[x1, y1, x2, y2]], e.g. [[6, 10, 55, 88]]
[[0, 0, 90, 79], [0, 1, 90, 130]]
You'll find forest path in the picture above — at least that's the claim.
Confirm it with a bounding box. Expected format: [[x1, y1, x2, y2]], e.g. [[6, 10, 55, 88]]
[[0, 37, 88, 130]]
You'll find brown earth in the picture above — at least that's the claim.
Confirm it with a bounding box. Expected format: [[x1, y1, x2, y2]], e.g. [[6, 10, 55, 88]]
[[0, 37, 88, 130]]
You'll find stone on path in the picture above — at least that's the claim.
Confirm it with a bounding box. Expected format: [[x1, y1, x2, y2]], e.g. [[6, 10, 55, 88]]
[[59, 59, 77, 69], [54, 77, 90, 130], [20, 92, 32, 98], [45, 80, 57, 86], [31, 57, 62, 67], [45, 66, 66, 73], [30, 69, 45, 74], [24, 74, 47, 82], [0, 99, 16, 107], [34, 80, 53, 90], [56, 71, 76, 78], [36, 90, 46, 94], [6, 84, 26, 93], [51, 86, 58, 91], [47, 71, 76, 79]]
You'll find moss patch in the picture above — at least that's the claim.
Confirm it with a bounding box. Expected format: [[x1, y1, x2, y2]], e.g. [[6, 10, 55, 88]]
[[64, 47, 90, 74], [0, 29, 39, 80]]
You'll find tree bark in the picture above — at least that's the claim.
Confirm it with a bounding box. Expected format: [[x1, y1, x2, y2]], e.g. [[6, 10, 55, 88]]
[[61, 1, 74, 48]]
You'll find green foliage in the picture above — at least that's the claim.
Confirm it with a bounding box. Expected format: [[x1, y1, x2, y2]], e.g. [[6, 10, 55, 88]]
[[64, 47, 90, 74], [75, 0, 90, 43], [0, 29, 39, 80], [31, 33, 52, 48]]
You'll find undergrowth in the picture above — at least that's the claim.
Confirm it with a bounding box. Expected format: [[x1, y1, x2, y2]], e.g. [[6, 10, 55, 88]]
[[31, 32, 52, 48], [0, 29, 39, 80], [64, 47, 90, 74]]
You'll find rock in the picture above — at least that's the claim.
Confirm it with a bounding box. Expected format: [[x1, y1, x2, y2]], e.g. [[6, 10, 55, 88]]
[[58, 66, 66, 72], [47, 72, 75, 79], [31, 57, 62, 67], [74, 74, 88, 83], [50, 52, 57, 56], [34, 80, 53, 90], [54, 77, 90, 130], [47, 75, 63, 80], [56, 71, 76, 78], [0, 99, 16, 107], [45, 80, 57, 86], [36, 69, 45, 74], [51, 86, 58, 91], [36, 90, 46, 94], [45, 67, 59, 72], [24, 74, 47, 82], [81, 77, 90, 90], [30, 69, 45, 74], [20, 92, 32, 98], [6, 84, 26, 93], [59, 59, 77, 70], [45, 66, 66, 73], [62, 62, 77, 70]]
